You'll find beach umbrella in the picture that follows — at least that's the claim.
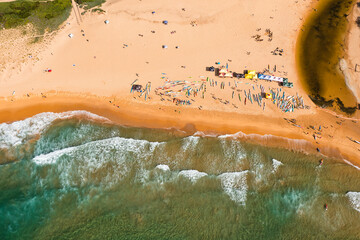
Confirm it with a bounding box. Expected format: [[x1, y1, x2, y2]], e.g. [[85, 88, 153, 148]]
[[162, 45, 168, 49], [104, 20, 109, 24], [163, 20, 168, 25]]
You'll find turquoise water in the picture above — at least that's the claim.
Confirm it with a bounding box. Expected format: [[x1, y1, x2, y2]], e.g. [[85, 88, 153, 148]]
[[0, 111, 360, 239]]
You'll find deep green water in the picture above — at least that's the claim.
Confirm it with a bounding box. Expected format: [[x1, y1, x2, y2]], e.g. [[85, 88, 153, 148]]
[[297, 0, 358, 114], [0, 111, 360, 239]]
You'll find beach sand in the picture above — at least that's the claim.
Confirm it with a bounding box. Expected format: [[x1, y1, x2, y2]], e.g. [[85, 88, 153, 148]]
[[0, 0, 359, 166]]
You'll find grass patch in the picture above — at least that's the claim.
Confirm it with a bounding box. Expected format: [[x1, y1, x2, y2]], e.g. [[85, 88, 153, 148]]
[[75, 0, 105, 10], [0, 0, 72, 33], [30, 35, 42, 43], [91, 7, 105, 14]]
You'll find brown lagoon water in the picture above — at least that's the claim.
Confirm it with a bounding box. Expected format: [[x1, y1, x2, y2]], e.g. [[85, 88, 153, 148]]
[[0, 111, 360, 239], [297, 0, 358, 114]]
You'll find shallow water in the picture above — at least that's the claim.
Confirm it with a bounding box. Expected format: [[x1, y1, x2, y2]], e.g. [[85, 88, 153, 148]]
[[297, 0, 358, 114], [0, 111, 360, 239]]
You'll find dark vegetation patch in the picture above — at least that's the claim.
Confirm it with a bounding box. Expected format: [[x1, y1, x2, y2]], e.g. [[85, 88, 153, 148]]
[[91, 8, 105, 14], [0, 0, 72, 33], [75, 0, 105, 10], [309, 94, 357, 115], [0, 0, 106, 33], [309, 94, 335, 108], [335, 98, 357, 115]]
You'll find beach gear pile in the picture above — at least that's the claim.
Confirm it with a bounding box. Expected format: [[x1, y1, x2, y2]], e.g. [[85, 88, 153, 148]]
[[267, 88, 305, 112], [155, 75, 208, 105]]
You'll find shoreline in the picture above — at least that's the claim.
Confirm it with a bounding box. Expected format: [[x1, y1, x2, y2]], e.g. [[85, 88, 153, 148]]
[[0, 92, 358, 168], [0, 0, 359, 168]]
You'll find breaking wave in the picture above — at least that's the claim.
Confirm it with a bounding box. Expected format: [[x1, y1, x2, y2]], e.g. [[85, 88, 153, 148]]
[[0, 111, 109, 149], [0, 111, 110, 164], [1, 110, 360, 239], [218, 171, 248, 205], [32, 137, 161, 188], [272, 159, 283, 173], [346, 192, 360, 213], [178, 170, 208, 183]]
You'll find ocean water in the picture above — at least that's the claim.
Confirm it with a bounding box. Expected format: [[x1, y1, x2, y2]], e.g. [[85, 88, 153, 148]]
[[0, 111, 360, 239]]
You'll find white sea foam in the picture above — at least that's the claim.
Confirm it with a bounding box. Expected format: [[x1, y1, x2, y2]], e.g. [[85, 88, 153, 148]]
[[178, 170, 208, 183], [32, 136, 160, 188], [220, 139, 247, 163], [343, 159, 360, 171], [0, 111, 110, 149], [155, 164, 170, 171], [193, 131, 219, 138], [218, 132, 246, 139], [33, 146, 75, 165], [346, 192, 360, 213], [218, 171, 248, 205], [181, 136, 200, 151], [272, 159, 283, 173]]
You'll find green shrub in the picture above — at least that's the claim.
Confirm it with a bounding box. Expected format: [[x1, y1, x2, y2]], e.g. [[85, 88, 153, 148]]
[[0, 0, 72, 32], [76, 0, 105, 10]]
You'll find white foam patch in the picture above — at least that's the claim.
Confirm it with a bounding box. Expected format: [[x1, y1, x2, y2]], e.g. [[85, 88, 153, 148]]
[[346, 192, 360, 213], [272, 159, 283, 173], [32, 136, 160, 188], [178, 170, 208, 183], [218, 171, 248, 205], [33, 146, 75, 165], [0, 111, 109, 149], [193, 131, 218, 138], [155, 164, 170, 171], [343, 159, 360, 171], [181, 136, 200, 151], [220, 139, 247, 162], [218, 132, 246, 139]]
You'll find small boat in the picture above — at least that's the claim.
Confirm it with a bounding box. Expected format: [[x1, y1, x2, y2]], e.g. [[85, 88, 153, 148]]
[[324, 203, 328, 210]]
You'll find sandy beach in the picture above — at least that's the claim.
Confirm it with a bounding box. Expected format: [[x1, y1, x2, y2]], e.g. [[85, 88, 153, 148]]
[[0, 0, 359, 166]]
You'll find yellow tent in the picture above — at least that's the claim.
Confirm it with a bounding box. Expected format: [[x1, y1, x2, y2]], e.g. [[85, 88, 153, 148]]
[[245, 74, 253, 79]]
